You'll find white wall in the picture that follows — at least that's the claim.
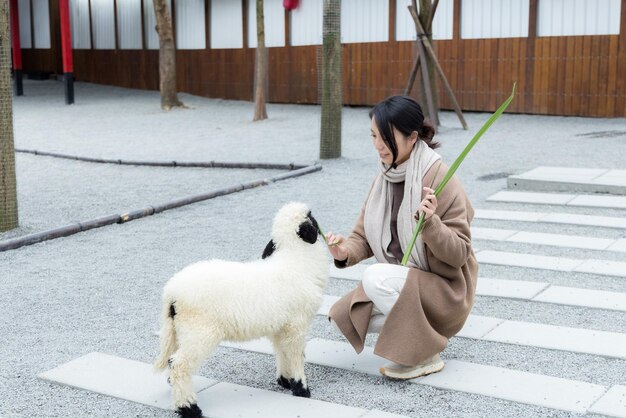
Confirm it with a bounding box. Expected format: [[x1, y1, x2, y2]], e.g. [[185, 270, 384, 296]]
[[211, 0, 243, 48], [538, 0, 621, 36], [176, 0, 206, 49], [32, 0, 51, 48], [341, 0, 389, 43], [248, 0, 285, 48], [91, 0, 116, 49], [70, 0, 91, 49], [18, 0, 32, 48], [290, 0, 322, 46], [117, 0, 142, 49], [461, 0, 529, 39], [396, 0, 453, 41], [143, 0, 171, 49]]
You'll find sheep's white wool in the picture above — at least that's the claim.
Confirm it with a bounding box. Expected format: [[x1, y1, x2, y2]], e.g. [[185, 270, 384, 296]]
[[155, 202, 329, 414]]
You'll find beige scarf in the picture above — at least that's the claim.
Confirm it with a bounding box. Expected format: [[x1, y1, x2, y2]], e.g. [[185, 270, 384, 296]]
[[364, 140, 441, 270]]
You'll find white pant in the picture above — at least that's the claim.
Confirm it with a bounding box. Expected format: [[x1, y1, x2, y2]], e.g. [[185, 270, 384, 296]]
[[361, 263, 409, 333]]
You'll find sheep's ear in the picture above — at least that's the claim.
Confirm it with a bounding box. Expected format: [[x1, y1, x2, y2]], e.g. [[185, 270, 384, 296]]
[[262, 239, 276, 259], [297, 221, 318, 244]]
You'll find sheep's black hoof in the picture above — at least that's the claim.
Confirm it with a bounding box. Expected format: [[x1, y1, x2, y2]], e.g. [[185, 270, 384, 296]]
[[289, 379, 311, 398], [277, 375, 291, 390], [176, 403, 202, 418]]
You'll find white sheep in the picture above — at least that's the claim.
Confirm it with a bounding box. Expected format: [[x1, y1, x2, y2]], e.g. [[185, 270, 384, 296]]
[[154, 202, 329, 418]]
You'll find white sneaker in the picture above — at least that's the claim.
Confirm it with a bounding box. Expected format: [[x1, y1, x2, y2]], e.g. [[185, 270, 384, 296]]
[[379, 354, 444, 380]]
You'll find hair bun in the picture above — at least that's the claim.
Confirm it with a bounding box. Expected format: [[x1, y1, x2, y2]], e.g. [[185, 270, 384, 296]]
[[419, 122, 438, 148]]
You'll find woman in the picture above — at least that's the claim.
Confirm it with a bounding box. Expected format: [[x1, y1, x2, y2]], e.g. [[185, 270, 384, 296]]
[[326, 95, 478, 380]]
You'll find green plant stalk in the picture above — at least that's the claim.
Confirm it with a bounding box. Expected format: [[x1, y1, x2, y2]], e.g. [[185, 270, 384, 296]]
[[318, 223, 329, 245], [401, 83, 517, 266]]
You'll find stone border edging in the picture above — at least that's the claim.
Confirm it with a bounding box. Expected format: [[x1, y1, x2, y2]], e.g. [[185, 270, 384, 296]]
[[16, 148, 307, 170], [0, 163, 322, 252]]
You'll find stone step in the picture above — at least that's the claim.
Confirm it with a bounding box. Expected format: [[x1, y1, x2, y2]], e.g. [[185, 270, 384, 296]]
[[487, 190, 626, 209], [476, 250, 626, 278], [474, 208, 626, 230], [329, 265, 626, 312], [39, 352, 408, 418], [317, 296, 626, 360], [223, 338, 619, 415], [507, 167, 626, 195], [472, 226, 626, 252]]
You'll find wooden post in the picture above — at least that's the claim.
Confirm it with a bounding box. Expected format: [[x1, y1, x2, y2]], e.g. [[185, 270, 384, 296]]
[[0, 0, 19, 231], [414, 15, 467, 129], [253, 0, 268, 120], [113, 0, 119, 49], [205, 0, 210, 49], [9, 0, 23, 95]]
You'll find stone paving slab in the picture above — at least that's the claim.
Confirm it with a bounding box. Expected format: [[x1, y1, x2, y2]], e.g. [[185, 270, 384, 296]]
[[575, 259, 626, 278], [38, 352, 217, 410], [225, 338, 609, 414], [588, 385, 626, 418], [40, 352, 407, 418], [472, 227, 619, 251], [568, 195, 626, 209], [454, 315, 504, 339], [471, 227, 518, 241], [330, 264, 626, 311], [487, 191, 576, 205], [315, 296, 626, 356], [476, 277, 550, 299], [195, 382, 374, 418], [417, 359, 607, 414], [476, 250, 584, 272], [482, 321, 626, 359], [487, 190, 626, 209], [540, 212, 626, 229], [533, 286, 626, 312], [507, 167, 626, 194], [475, 209, 626, 229]]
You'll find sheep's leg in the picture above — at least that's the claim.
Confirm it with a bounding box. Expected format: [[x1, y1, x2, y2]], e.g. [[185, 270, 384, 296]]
[[270, 334, 292, 390], [278, 329, 310, 398], [169, 322, 221, 418]]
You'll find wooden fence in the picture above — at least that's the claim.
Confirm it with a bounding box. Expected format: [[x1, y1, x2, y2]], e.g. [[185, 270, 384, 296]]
[[20, 0, 626, 117]]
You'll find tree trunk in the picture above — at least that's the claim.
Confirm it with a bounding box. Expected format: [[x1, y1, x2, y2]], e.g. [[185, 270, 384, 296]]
[[417, 0, 439, 126], [253, 0, 268, 121], [0, 0, 18, 231], [320, 0, 341, 159], [153, 0, 183, 110]]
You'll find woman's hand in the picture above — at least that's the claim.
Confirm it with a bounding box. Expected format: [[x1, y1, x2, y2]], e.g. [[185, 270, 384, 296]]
[[416, 187, 438, 220], [325, 232, 349, 261]]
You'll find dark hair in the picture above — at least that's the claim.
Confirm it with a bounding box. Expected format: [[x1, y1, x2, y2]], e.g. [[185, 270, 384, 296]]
[[369, 95, 439, 168]]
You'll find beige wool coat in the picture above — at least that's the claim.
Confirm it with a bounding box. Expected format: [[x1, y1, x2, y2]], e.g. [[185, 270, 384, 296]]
[[329, 162, 479, 366]]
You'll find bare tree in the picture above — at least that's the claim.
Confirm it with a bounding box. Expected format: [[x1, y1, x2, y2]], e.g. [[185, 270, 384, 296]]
[[319, 0, 341, 159], [253, 0, 268, 121], [405, 0, 467, 130], [0, 0, 18, 231], [153, 0, 183, 110]]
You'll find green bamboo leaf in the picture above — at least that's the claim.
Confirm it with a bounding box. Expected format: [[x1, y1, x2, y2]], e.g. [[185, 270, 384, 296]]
[[401, 83, 516, 267]]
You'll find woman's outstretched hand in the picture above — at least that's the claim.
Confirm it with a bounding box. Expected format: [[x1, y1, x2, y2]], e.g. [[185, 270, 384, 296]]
[[416, 187, 438, 220], [325, 232, 349, 261]]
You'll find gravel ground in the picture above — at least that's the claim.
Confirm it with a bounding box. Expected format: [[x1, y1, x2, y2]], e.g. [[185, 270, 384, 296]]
[[1, 79, 625, 417]]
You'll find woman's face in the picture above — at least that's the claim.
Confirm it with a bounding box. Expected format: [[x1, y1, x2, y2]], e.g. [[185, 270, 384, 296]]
[[371, 117, 417, 166]]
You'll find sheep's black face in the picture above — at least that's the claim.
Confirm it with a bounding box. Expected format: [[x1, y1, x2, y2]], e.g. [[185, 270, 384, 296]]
[[297, 211, 319, 244]]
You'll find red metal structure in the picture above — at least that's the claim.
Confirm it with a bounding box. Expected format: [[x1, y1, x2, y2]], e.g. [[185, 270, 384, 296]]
[[59, 0, 74, 104], [9, 0, 23, 96], [283, 0, 299, 11]]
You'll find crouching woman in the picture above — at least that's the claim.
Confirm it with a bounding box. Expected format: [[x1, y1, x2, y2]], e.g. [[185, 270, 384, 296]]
[[326, 95, 478, 380]]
